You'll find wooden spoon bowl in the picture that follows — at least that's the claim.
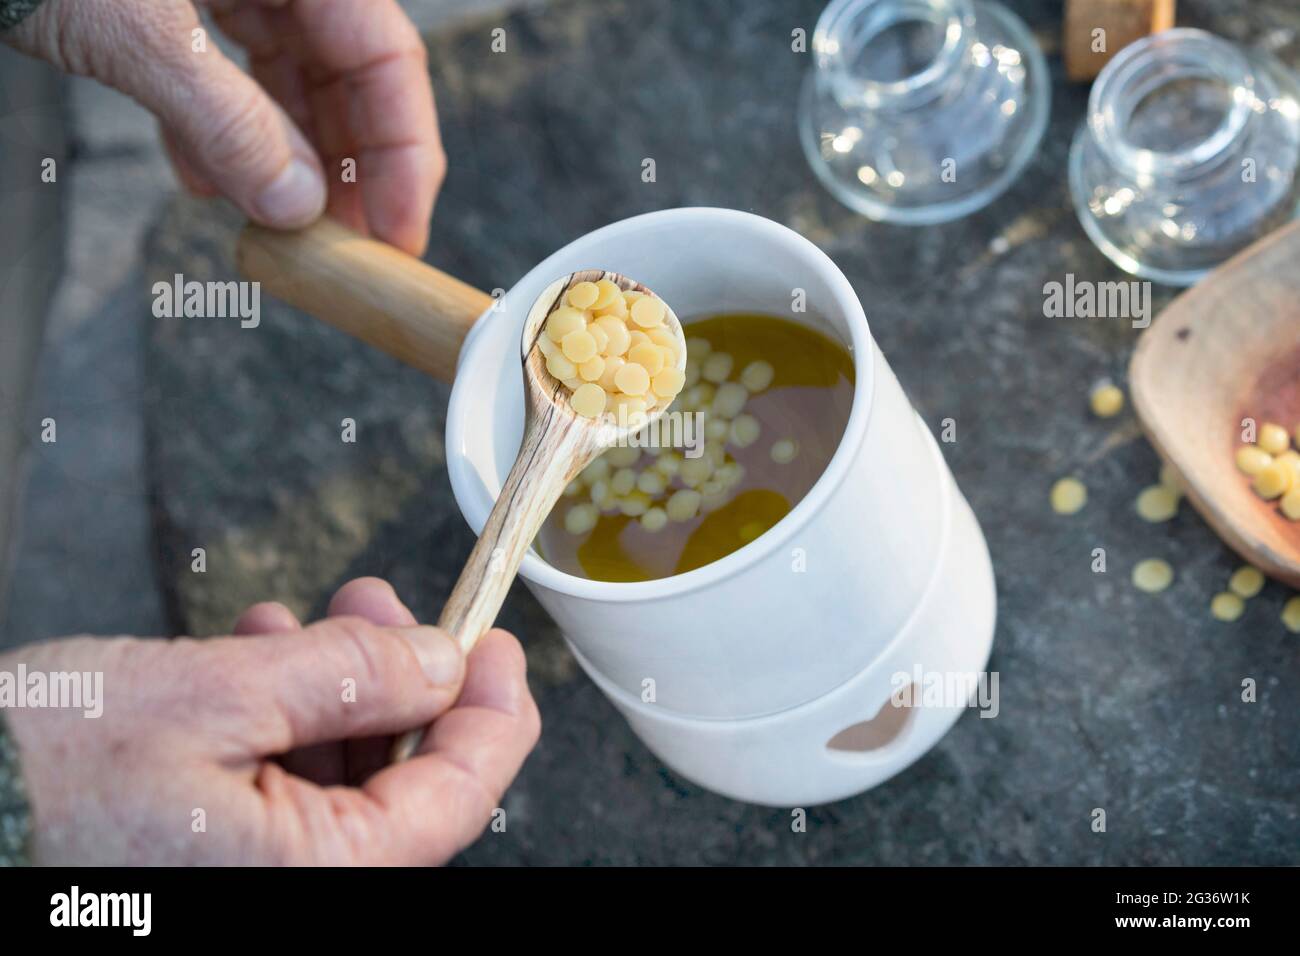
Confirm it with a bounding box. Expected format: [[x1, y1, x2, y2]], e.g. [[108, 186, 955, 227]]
[[1130, 220, 1300, 587]]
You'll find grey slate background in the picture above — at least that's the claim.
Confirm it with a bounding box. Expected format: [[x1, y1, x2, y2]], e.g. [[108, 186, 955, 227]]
[[4, 0, 1299, 864]]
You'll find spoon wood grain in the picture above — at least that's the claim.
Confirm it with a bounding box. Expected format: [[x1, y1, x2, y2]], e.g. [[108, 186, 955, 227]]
[[391, 270, 685, 761], [1129, 220, 1300, 588]]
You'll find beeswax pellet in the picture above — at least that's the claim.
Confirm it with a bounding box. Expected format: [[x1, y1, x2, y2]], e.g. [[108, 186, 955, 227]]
[[595, 316, 631, 356], [610, 467, 637, 496], [614, 362, 650, 396], [648, 327, 678, 352], [630, 295, 665, 328], [1258, 422, 1290, 455], [564, 503, 598, 535], [771, 439, 798, 464], [1281, 487, 1300, 521], [740, 360, 775, 393], [654, 452, 681, 477], [1210, 592, 1244, 622], [589, 479, 610, 507], [606, 446, 640, 468], [1236, 446, 1273, 476], [598, 355, 625, 391], [1135, 484, 1179, 522], [685, 337, 712, 362], [592, 278, 621, 310], [582, 457, 609, 483], [702, 352, 733, 383], [652, 367, 685, 399], [679, 456, 713, 487], [1253, 460, 1294, 500], [641, 507, 668, 532], [1089, 383, 1124, 418], [562, 328, 598, 363], [537, 334, 558, 358], [1050, 477, 1087, 515], [613, 395, 648, 425], [730, 414, 760, 448], [637, 470, 666, 496], [619, 491, 651, 517], [567, 281, 600, 309], [628, 342, 665, 375], [570, 382, 607, 419], [563, 480, 582, 498], [1228, 565, 1265, 599], [546, 352, 577, 381], [1132, 558, 1173, 593], [593, 295, 628, 319], [666, 489, 702, 522], [713, 382, 748, 419], [546, 307, 586, 342], [579, 356, 605, 381], [705, 418, 729, 441], [1282, 596, 1300, 633], [588, 323, 609, 353]]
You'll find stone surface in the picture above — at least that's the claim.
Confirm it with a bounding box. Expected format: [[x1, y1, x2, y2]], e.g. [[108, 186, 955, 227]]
[[140, 0, 1300, 864]]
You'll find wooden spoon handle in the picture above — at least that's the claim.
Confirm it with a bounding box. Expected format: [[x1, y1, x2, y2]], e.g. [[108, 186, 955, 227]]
[[390, 401, 597, 762], [236, 218, 493, 383]]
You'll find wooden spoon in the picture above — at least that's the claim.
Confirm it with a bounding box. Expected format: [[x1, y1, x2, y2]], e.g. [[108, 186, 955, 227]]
[[1129, 220, 1300, 588], [390, 270, 686, 761]]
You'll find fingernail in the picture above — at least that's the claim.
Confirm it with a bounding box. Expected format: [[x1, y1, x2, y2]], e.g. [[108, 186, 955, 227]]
[[254, 159, 325, 226], [399, 626, 463, 686]]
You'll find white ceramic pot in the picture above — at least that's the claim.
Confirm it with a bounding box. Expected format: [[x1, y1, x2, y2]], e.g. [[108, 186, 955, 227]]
[[446, 208, 996, 804]]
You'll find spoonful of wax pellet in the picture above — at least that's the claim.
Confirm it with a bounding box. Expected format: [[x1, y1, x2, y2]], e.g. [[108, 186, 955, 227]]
[[391, 271, 686, 762]]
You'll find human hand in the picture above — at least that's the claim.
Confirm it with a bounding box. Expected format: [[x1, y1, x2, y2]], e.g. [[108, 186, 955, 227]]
[[6, 0, 446, 254], [1, 577, 540, 865]]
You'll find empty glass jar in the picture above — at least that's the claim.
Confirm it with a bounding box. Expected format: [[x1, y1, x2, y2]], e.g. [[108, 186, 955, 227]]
[[798, 0, 1049, 224], [1069, 28, 1300, 285]]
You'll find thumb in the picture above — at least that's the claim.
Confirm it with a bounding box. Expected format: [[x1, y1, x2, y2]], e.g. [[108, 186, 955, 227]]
[[10, 0, 326, 227], [200, 616, 465, 753]]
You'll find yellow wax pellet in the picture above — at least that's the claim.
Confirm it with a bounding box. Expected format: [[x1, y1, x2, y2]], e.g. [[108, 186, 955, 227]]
[[716, 461, 745, 488], [605, 446, 640, 468], [771, 439, 798, 464], [665, 488, 702, 522], [1258, 422, 1290, 455], [683, 364, 702, 389], [588, 322, 609, 353], [610, 467, 637, 496], [562, 376, 584, 391], [598, 355, 625, 391], [546, 307, 586, 342], [630, 295, 665, 329], [1282, 596, 1300, 633], [1236, 446, 1273, 476], [713, 382, 748, 419], [582, 457, 610, 482], [1135, 484, 1179, 523], [567, 281, 600, 310], [702, 352, 733, 383], [654, 452, 681, 477], [563, 479, 583, 498], [679, 455, 713, 487], [628, 331, 652, 352], [619, 491, 651, 517], [593, 295, 628, 319], [589, 479, 610, 508], [1132, 558, 1174, 593], [1253, 460, 1294, 500], [1228, 565, 1265, 599], [1281, 487, 1300, 521], [546, 352, 577, 381], [705, 418, 729, 441], [592, 279, 621, 310], [536, 334, 558, 358], [730, 414, 760, 448], [564, 503, 598, 535], [1049, 477, 1086, 514], [699, 478, 725, 497], [595, 316, 631, 356], [740, 360, 775, 393], [612, 395, 648, 427], [685, 337, 712, 362], [1210, 592, 1245, 622], [652, 367, 685, 398], [562, 328, 598, 363], [628, 342, 665, 376], [648, 327, 678, 352], [704, 441, 726, 467], [1276, 450, 1300, 487], [569, 383, 607, 419], [614, 362, 650, 396], [636, 470, 666, 496], [579, 356, 605, 382], [1089, 383, 1125, 418], [640, 507, 668, 533]]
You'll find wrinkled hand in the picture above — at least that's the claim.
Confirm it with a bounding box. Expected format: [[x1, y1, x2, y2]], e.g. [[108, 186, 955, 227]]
[[1, 578, 540, 865], [7, 0, 446, 254]]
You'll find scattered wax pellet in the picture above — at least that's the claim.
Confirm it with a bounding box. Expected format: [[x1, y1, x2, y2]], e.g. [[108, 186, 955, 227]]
[[1235, 446, 1273, 476], [771, 439, 799, 465], [612, 395, 648, 425], [598, 355, 625, 391], [592, 279, 621, 309], [546, 307, 586, 342], [1050, 476, 1087, 515], [1228, 565, 1265, 599], [594, 316, 631, 355], [740, 360, 775, 393], [713, 382, 749, 419], [1132, 558, 1174, 593], [679, 456, 713, 487], [563, 479, 583, 498], [629, 294, 666, 328], [605, 445, 640, 468], [614, 362, 650, 396], [1135, 484, 1179, 523], [685, 337, 712, 362], [704, 441, 726, 466], [648, 327, 678, 352], [1253, 460, 1294, 500], [1276, 450, 1300, 485], [570, 382, 607, 419], [716, 462, 745, 488], [637, 470, 666, 496], [702, 352, 734, 383], [589, 479, 610, 507], [652, 367, 686, 399], [729, 414, 760, 448], [619, 491, 651, 517], [666, 489, 702, 522], [588, 322, 609, 353], [582, 457, 610, 482], [628, 331, 652, 352], [546, 351, 577, 381], [640, 507, 668, 532], [1281, 487, 1300, 521], [610, 467, 637, 496], [561, 328, 598, 363], [579, 356, 605, 381], [654, 453, 681, 477], [1282, 596, 1300, 633], [567, 281, 600, 309], [1210, 592, 1245, 622], [564, 503, 598, 535], [562, 376, 584, 391], [593, 295, 628, 319], [705, 418, 729, 441], [684, 363, 703, 389], [1258, 422, 1290, 455], [699, 478, 725, 497], [537, 334, 558, 358], [1089, 383, 1124, 418], [628, 342, 665, 375]]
